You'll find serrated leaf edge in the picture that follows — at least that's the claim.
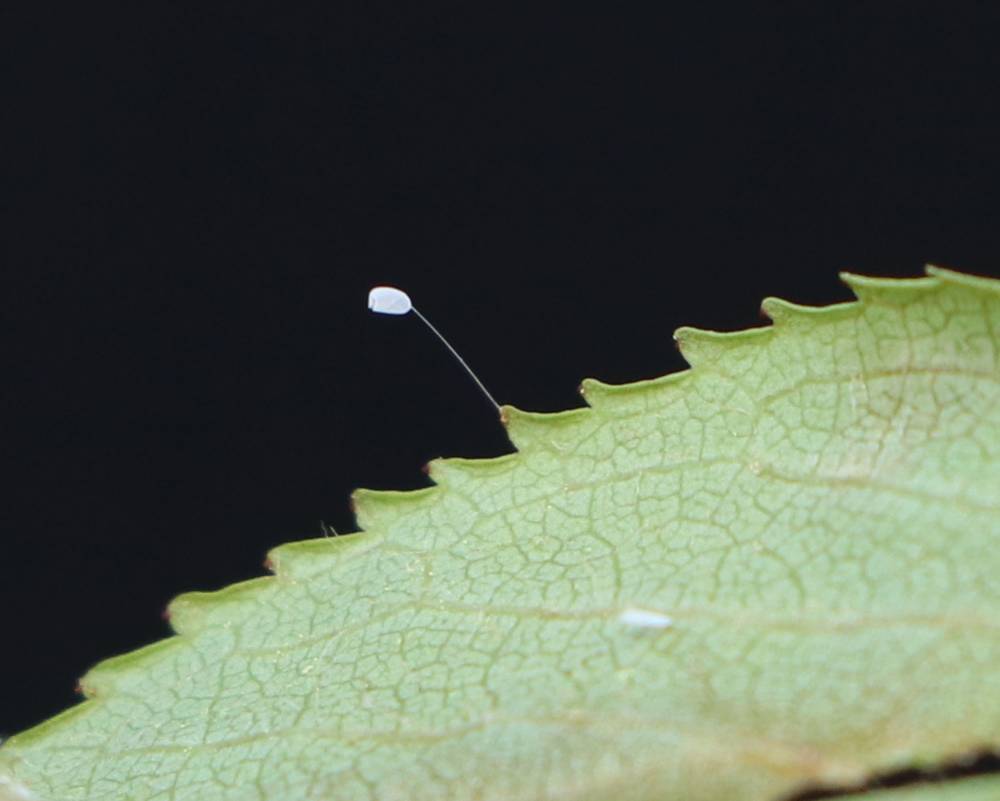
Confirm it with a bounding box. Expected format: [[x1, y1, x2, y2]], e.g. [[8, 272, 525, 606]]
[[3, 265, 998, 783]]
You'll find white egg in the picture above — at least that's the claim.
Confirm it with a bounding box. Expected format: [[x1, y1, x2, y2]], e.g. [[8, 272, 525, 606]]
[[368, 286, 413, 315]]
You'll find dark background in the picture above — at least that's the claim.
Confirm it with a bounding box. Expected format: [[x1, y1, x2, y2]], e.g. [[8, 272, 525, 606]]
[[4, 4, 1000, 735]]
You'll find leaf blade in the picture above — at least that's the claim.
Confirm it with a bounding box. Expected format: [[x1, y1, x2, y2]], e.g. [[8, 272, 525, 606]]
[[2, 268, 999, 800]]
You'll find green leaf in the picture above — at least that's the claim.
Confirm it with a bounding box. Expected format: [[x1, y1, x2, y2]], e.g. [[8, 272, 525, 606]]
[[850, 774, 1000, 801], [2, 267, 999, 801]]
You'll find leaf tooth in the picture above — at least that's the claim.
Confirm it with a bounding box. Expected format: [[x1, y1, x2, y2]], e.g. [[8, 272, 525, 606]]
[[424, 454, 518, 488], [925, 263, 1000, 294], [163, 593, 204, 635], [265, 533, 381, 580], [165, 579, 268, 635], [759, 297, 861, 329], [74, 673, 105, 700], [760, 297, 810, 322], [839, 271, 939, 304], [78, 638, 180, 699], [577, 378, 609, 406], [578, 372, 690, 410], [500, 405, 593, 452], [350, 486, 440, 533], [673, 325, 772, 366]]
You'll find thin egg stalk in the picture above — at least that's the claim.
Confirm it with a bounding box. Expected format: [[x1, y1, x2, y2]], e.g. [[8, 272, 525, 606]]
[[367, 285, 501, 412]]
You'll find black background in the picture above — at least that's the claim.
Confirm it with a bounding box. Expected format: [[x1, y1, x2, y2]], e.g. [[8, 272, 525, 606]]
[[5, 4, 1000, 736]]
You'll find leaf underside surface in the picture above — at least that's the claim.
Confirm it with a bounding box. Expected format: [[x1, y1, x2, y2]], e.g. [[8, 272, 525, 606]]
[[1, 267, 998, 801], [850, 774, 1000, 800]]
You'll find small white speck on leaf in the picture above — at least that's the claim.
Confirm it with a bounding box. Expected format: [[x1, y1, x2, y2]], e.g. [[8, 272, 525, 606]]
[[618, 607, 673, 629], [0, 775, 41, 800]]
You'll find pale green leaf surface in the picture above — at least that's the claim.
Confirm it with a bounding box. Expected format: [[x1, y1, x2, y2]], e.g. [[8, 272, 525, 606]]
[[850, 774, 1000, 801], [2, 267, 999, 801]]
